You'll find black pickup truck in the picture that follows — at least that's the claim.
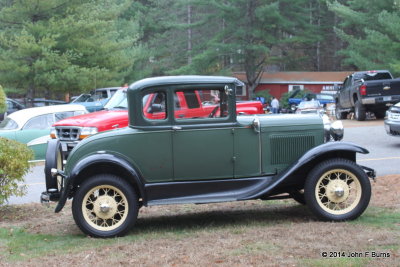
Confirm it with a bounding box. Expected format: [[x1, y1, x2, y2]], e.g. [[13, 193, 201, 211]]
[[335, 70, 400, 121]]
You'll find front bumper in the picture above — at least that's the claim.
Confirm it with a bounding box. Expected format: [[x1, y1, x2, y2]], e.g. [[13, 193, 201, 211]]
[[384, 119, 400, 136]]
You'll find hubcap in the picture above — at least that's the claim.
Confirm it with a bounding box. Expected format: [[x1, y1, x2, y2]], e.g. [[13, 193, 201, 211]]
[[315, 169, 362, 215]]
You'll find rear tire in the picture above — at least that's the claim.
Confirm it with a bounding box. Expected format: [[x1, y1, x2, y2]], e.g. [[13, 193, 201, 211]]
[[304, 158, 371, 221], [354, 101, 366, 121], [72, 174, 138, 238]]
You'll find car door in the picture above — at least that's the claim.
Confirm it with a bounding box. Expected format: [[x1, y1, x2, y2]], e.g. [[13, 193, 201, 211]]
[[172, 87, 234, 181]]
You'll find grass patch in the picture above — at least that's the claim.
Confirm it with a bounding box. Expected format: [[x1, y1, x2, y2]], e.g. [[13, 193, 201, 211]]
[[351, 207, 400, 230], [301, 258, 370, 267], [0, 228, 105, 261]]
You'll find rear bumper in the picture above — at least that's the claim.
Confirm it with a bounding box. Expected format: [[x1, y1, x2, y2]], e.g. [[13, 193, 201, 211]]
[[361, 95, 400, 105]]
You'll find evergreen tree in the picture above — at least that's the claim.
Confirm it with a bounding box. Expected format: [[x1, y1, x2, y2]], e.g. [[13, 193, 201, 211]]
[[328, 0, 400, 74], [0, 0, 140, 100]]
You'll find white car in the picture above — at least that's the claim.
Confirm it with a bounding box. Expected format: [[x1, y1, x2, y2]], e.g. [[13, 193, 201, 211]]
[[0, 104, 88, 161], [384, 102, 400, 136]]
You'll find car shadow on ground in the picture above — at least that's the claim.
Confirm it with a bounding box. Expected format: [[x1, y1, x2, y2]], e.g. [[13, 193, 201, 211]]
[[130, 202, 312, 235]]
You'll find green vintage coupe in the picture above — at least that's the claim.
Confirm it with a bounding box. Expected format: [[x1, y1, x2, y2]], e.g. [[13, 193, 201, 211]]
[[43, 76, 375, 238]]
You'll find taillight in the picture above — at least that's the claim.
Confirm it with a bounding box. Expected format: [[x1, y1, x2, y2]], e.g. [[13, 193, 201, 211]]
[[360, 85, 367, 96]]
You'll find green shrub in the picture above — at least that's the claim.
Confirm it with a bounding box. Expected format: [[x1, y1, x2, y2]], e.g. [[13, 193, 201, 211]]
[[280, 89, 312, 109], [0, 85, 6, 114], [0, 138, 34, 205], [255, 89, 272, 103]]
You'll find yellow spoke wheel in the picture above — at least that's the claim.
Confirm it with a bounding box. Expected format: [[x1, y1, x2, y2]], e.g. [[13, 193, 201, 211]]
[[82, 185, 129, 231], [305, 159, 371, 221], [315, 169, 361, 215], [72, 174, 138, 238]]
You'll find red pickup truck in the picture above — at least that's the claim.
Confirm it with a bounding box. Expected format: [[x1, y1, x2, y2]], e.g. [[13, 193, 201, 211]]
[[51, 85, 264, 155]]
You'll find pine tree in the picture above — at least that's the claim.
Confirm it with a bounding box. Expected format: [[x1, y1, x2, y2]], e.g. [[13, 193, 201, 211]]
[[328, 0, 400, 74], [0, 0, 140, 100]]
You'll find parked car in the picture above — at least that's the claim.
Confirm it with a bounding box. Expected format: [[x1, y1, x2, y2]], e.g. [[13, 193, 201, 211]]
[[0, 98, 25, 121], [42, 76, 375, 238], [51, 86, 264, 157], [0, 104, 88, 160], [295, 100, 324, 114], [27, 98, 67, 107], [289, 89, 334, 110], [70, 87, 119, 112], [384, 102, 400, 136], [335, 70, 400, 121]]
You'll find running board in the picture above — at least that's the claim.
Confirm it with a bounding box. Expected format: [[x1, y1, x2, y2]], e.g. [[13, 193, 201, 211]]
[[145, 176, 274, 206]]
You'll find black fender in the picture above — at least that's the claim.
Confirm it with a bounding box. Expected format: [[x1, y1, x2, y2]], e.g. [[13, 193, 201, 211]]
[[240, 141, 369, 200], [55, 153, 145, 213]]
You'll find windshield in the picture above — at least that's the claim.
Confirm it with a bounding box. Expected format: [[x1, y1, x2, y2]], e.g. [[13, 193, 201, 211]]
[[0, 117, 19, 130], [104, 89, 128, 109], [298, 100, 321, 109], [72, 94, 93, 103]]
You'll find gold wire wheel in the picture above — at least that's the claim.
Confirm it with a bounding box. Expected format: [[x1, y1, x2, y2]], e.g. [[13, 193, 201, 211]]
[[315, 168, 362, 215], [82, 185, 129, 231]]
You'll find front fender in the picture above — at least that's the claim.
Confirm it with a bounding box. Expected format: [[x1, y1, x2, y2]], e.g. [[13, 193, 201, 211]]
[[241, 141, 369, 200], [55, 153, 145, 213]]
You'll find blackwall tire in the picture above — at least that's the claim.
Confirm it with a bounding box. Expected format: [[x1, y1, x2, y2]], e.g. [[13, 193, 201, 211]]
[[335, 104, 347, 120], [304, 159, 371, 221], [45, 139, 64, 192], [72, 175, 138, 238], [354, 101, 366, 121]]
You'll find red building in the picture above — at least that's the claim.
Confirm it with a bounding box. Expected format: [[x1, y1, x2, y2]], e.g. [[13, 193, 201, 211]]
[[234, 71, 354, 100]]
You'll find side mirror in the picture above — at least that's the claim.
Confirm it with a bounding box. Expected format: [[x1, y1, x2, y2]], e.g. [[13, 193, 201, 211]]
[[224, 85, 233, 96]]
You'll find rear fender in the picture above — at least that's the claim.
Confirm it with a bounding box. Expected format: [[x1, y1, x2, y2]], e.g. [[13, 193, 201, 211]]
[[241, 141, 369, 200]]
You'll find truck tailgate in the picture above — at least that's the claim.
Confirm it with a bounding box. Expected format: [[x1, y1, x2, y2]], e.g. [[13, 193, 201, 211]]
[[366, 79, 400, 97]]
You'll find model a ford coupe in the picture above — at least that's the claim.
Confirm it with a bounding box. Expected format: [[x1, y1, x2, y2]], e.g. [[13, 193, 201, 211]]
[[42, 76, 375, 238]]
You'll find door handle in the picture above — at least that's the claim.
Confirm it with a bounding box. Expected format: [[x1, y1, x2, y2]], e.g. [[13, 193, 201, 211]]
[[172, 126, 182, 130]]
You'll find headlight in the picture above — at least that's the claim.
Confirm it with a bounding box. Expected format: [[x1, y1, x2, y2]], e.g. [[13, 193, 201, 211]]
[[322, 114, 331, 131], [330, 120, 344, 141], [50, 127, 57, 139], [79, 127, 98, 139]]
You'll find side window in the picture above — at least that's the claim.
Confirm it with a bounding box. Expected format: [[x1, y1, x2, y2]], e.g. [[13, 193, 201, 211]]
[[23, 114, 54, 130], [174, 88, 229, 120], [142, 91, 167, 120], [54, 111, 75, 122]]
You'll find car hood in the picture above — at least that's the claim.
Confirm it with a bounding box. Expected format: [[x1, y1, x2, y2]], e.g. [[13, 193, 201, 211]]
[[53, 109, 129, 131]]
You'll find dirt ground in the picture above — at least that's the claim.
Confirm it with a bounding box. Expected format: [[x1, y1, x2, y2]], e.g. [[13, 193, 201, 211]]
[[0, 174, 399, 266]]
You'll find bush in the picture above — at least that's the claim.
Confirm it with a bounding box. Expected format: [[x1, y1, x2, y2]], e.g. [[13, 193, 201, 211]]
[[0, 138, 34, 205], [255, 89, 272, 103], [0, 85, 6, 114], [280, 89, 312, 109]]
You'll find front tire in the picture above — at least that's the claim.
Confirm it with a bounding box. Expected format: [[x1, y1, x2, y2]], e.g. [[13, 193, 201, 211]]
[[335, 104, 347, 120], [72, 175, 138, 238], [304, 159, 371, 221]]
